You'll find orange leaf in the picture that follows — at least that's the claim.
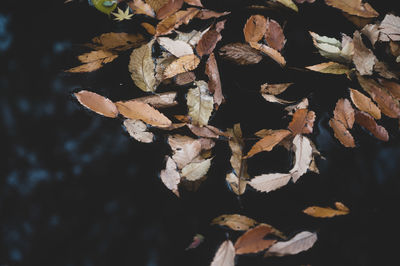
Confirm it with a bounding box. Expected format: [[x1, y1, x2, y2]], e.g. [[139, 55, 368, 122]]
[[349, 88, 381, 119], [303, 202, 350, 218], [163, 54, 200, 79], [245, 129, 291, 158], [243, 15, 268, 43], [74, 90, 118, 118], [155, 8, 199, 36], [234, 224, 277, 255], [288, 109, 316, 135], [156, 0, 183, 20]]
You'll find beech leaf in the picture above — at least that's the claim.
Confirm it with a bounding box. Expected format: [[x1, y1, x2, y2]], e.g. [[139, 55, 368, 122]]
[[379, 14, 400, 42], [74, 90, 118, 118], [361, 24, 379, 46], [210, 240, 235, 266], [187, 81, 214, 126], [245, 129, 291, 158], [349, 88, 381, 119], [128, 0, 155, 17], [129, 40, 157, 92], [378, 79, 400, 100], [249, 42, 286, 66], [260, 83, 293, 95], [249, 173, 292, 193], [89, 32, 146, 51], [211, 214, 258, 231], [305, 61, 350, 75], [289, 135, 313, 183], [243, 15, 268, 43], [164, 54, 200, 79], [219, 43, 263, 65], [155, 8, 199, 36], [226, 172, 247, 195], [197, 20, 226, 57], [265, 231, 317, 257], [355, 111, 389, 141], [265, 19, 286, 51], [168, 135, 202, 169], [135, 91, 178, 108], [181, 158, 212, 181], [206, 53, 225, 108], [123, 119, 154, 143], [333, 98, 355, 129], [156, 0, 184, 20], [329, 118, 356, 148], [309, 32, 353, 63], [352, 31, 376, 76], [288, 109, 316, 135], [234, 224, 277, 255], [324, 0, 379, 18], [303, 202, 350, 218], [157, 37, 193, 57], [160, 156, 181, 196]]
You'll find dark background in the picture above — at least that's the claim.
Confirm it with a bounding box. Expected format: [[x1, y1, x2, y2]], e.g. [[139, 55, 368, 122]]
[[1, 0, 400, 265]]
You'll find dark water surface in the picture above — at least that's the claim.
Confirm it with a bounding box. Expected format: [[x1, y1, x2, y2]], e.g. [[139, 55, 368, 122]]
[[1, 0, 400, 265]]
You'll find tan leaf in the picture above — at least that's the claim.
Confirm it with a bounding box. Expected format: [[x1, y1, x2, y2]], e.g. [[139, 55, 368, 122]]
[[187, 81, 214, 126], [141, 22, 156, 35], [164, 54, 200, 79], [156, 8, 199, 36], [379, 79, 400, 100], [184, 0, 202, 6], [289, 135, 313, 182], [115, 100, 172, 127], [288, 109, 316, 135], [219, 43, 263, 65], [260, 83, 293, 95], [67, 59, 113, 73], [243, 15, 268, 43], [67, 50, 118, 72], [175, 72, 196, 85], [234, 225, 277, 255], [374, 61, 398, 80], [157, 37, 193, 57], [135, 91, 178, 108], [196, 10, 230, 20], [155, 51, 176, 84], [128, 0, 155, 17], [249, 42, 286, 66], [265, 19, 286, 51], [355, 111, 389, 141], [249, 173, 291, 193], [211, 214, 258, 231], [228, 124, 249, 179], [329, 118, 356, 147], [335, 201, 350, 211], [285, 98, 309, 115], [305, 61, 350, 75], [361, 23, 379, 46], [261, 94, 294, 104], [334, 98, 355, 129], [175, 29, 207, 47], [145, 0, 168, 12], [265, 231, 317, 257], [196, 20, 226, 57], [156, 0, 184, 20], [129, 40, 157, 92], [379, 14, 400, 42], [352, 31, 376, 76], [275, 0, 298, 12], [324, 0, 379, 18], [210, 240, 235, 266], [226, 172, 247, 195], [123, 119, 154, 143], [168, 135, 201, 168], [303, 203, 349, 218], [89, 32, 146, 51], [349, 88, 381, 119], [206, 53, 224, 108], [74, 90, 118, 118], [188, 124, 228, 139], [389, 41, 400, 58], [181, 158, 212, 181], [245, 129, 291, 158], [160, 156, 181, 196]]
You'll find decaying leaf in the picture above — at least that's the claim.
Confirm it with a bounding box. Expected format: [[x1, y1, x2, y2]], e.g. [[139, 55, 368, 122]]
[[155, 51, 176, 83], [206, 53, 225, 108], [274, 0, 298, 12], [210, 240, 235, 266], [181, 158, 212, 181], [123, 119, 154, 143], [379, 79, 400, 100], [135, 91, 178, 108], [379, 14, 400, 42], [145, 0, 168, 12], [334, 98, 355, 129], [349, 88, 381, 119], [129, 40, 157, 92], [196, 20, 226, 57], [305, 61, 350, 75], [186, 234, 204, 250], [168, 135, 202, 169], [196, 9, 230, 20], [175, 29, 207, 47], [187, 124, 228, 139], [265, 231, 317, 257], [329, 118, 356, 147], [184, 0, 202, 7], [265, 19, 286, 51], [115, 100, 172, 127], [249, 173, 292, 193], [156, 8, 199, 36], [160, 156, 181, 196], [374, 61, 398, 80], [67, 50, 118, 73], [228, 124, 248, 178], [164, 54, 200, 79], [309, 32, 353, 63], [352, 31, 376, 76], [226, 172, 247, 195], [157, 37, 193, 57], [156, 0, 184, 20], [243, 15, 268, 43], [211, 214, 258, 231], [245, 129, 291, 158], [260, 83, 293, 95], [74, 90, 118, 118], [187, 81, 214, 126], [324, 0, 379, 18], [234, 224, 277, 255], [89, 32, 146, 51], [261, 94, 294, 104], [355, 111, 389, 141], [128, 0, 155, 17], [285, 98, 309, 115], [288, 109, 316, 135], [249, 42, 286, 66], [289, 135, 313, 182], [303, 202, 350, 218], [219, 43, 263, 65], [175, 72, 196, 85], [141, 22, 156, 35], [361, 23, 379, 46]]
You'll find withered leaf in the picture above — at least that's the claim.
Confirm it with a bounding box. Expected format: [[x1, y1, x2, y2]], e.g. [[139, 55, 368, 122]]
[[135, 91, 178, 108], [289, 135, 313, 182], [74, 90, 118, 118], [160, 156, 181, 196], [265, 231, 317, 257], [309, 32, 353, 63], [89, 32, 146, 51], [234, 225, 277, 255], [67, 51, 118, 73], [294, 0, 315, 3], [175, 29, 207, 47], [245, 129, 291, 158], [249, 42, 286, 66], [158, 37, 193, 57], [334, 98, 355, 129], [353, 31, 376, 76], [275, 0, 298, 12], [168, 135, 202, 169], [355, 111, 389, 141], [129, 40, 157, 92], [210, 240, 235, 266], [288, 109, 316, 135], [115, 100, 172, 127], [305, 61, 350, 75], [196, 20, 226, 57], [374, 61, 398, 80], [260, 83, 293, 95], [206, 53, 225, 108], [265, 19, 286, 51], [123, 119, 154, 143], [261, 94, 294, 104], [329, 118, 356, 148], [187, 81, 214, 126], [141, 22, 156, 35], [219, 43, 263, 65], [350, 88, 381, 119], [379, 14, 400, 42], [361, 24, 379, 46], [181, 157, 212, 181], [324, 0, 379, 18], [188, 124, 228, 139], [155, 51, 176, 84], [195, 10, 230, 20], [249, 173, 291, 193], [175, 72, 196, 85], [164, 54, 200, 79], [228, 124, 248, 179], [379, 79, 400, 100], [285, 98, 309, 115], [156, 8, 199, 36], [243, 15, 268, 43], [186, 234, 204, 250], [66, 61, 105, 73], [128, 0, 155, 17], [226, 172, 247, 195], [156, 0, 183, 20], [145, 0, 168, 12], [211, 214, 258, 231], [184, 0, 202, 6], [303, 202, 350, 218]]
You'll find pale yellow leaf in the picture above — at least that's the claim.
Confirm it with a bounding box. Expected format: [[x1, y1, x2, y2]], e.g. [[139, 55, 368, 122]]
[[157, 37, 193, 57], [226, 172, 247, 195], [187, 81, 214, 126], [211, 214, 258, 231], [274, 0, 298, 11], [181, 158, 212, 181], [249, 173, 291, 193], [306, 61, 350, 75]]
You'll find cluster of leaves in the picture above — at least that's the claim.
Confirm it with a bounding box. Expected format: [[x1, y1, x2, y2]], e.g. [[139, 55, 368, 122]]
[[65, 0, 400, 264]]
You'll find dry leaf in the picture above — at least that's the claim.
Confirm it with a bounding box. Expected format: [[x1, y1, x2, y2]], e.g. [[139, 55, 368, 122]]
[[226, 172, 247, 195], [129, 40, 157, 92], [206, 53, 225, 108], [219, 43, 263, 65], [265, 231, 317, 257], [353, 31, 376, 75], [186, 234, 204, 250], [228, 124, 249, 179], [210, 240, 235, 266], [128, 0, 155, 17], [188, 124, 228, 139], [123, 119, 154, 143], [294, 0, 315, 3], [379, 79, 400, 100], [334, 98, 355, 129], [303, 202, 349, 218], [309, 32, 353, 63], [175, 72, 196, 85], [243, 15, 268, 43], [211, 214, 258, 231], [374, 61, 398, 80], [379, 14, 400, 42], [274, 0, 298, 12], [156, 0, 184, 20], [265, 19, 286, 51], [158, 37, 193, 57], [249, 42, 286, 66], [285, 98, 309, 115], [355, 111, 389, 141], [349, 88, 381, 119], [288, 109, 316, 135], [74, 90, 118, 118], [168, 135, 202, 169], [196, 10, 230, 20], [156, 8, 199, 36], [141, 22, 156, 35], [196, 20, 226, 57], [89, 32, 146, 51], [361, 23, 379, 46], [184, 0, 202, 6], [260, 83, 293, 95], [160, 156, 181, 196], [245, 129, 291, 158], [187, 81, 214, 126], [261, 94, 294, 104], [67, 51, 118, 73], [66, 61, 105, 73], [145, 0, 168, 12], [234, 224, 277, 255], [324, 0, 379, 18], [249, 173, 291, 193], [175, 29, 207, 47], [289, 135, 313, 182], [329, 118, 356, 147], [305, 61, 350, 75], [181, 158, 212, 181], [135, 91, 178, 108], [155, 51, 176, 84], [115, 100, 172, 127], [164, 54, 200, 79]]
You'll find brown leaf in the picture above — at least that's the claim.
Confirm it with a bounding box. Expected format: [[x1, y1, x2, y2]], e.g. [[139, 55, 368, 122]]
[[66, 60, 105, 73], [156, 8, 199, 36], [249, 173, 292, 193], [379, 79, 400, 100], [285, 98, 309, 115], [135, 91, 178, 108], [129, 40, 157, 92], [115, 100, 172, 127], [226, 172, 247, 195], [260, 83, 293, 95], [195, 10, 230, 20], [324, 0, 379, 18], [141, 22, 156, 35], [374, 61, 398, 80], [361, 23, 379, 46], [352, 31, 376, 76], [184, 0, 202, 7], [128, 0, 155, 17], [389, 41, 400, 58], [89, 32, 146, 51], [288, 109, 316, 135], [379, 14, 400, 42], [160, 156, 181, 196], [349, 88, 381, 119], [245, 129, 291, 158], [305, 61, 350, 75], [265, 19, 286, 51], [206, 53, 224, 108], [185, 234, 204, 250], [155, 51, 176, 84], [188, 124, 228, 139], [228, 124, 249, 179], [303, 202, 350, 218], [342, 12, 373, 29], [334, 98, 355, 129], [157, 37, 193, 57], [357, 74, 400, 118], [234, 225, 277, 255], [249, 42, 286, 66], [294, 0, 315, 3], [175, 72, 196, 85], [210, 240, 235, 266], [243, 15, 268, 43], [355, 110, 389, 141], [67, 51, 118, 73], [219, 43, 263, 65], [156, 0, 183, 20], [196, 20, 226, 57], [211, 214, 258, 231], [163, 54, 200, 79], [123, 119, 154, 143], [74, 90, 118, 118], [329, 118, 356, 148], [265, 231, 317, 257]]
